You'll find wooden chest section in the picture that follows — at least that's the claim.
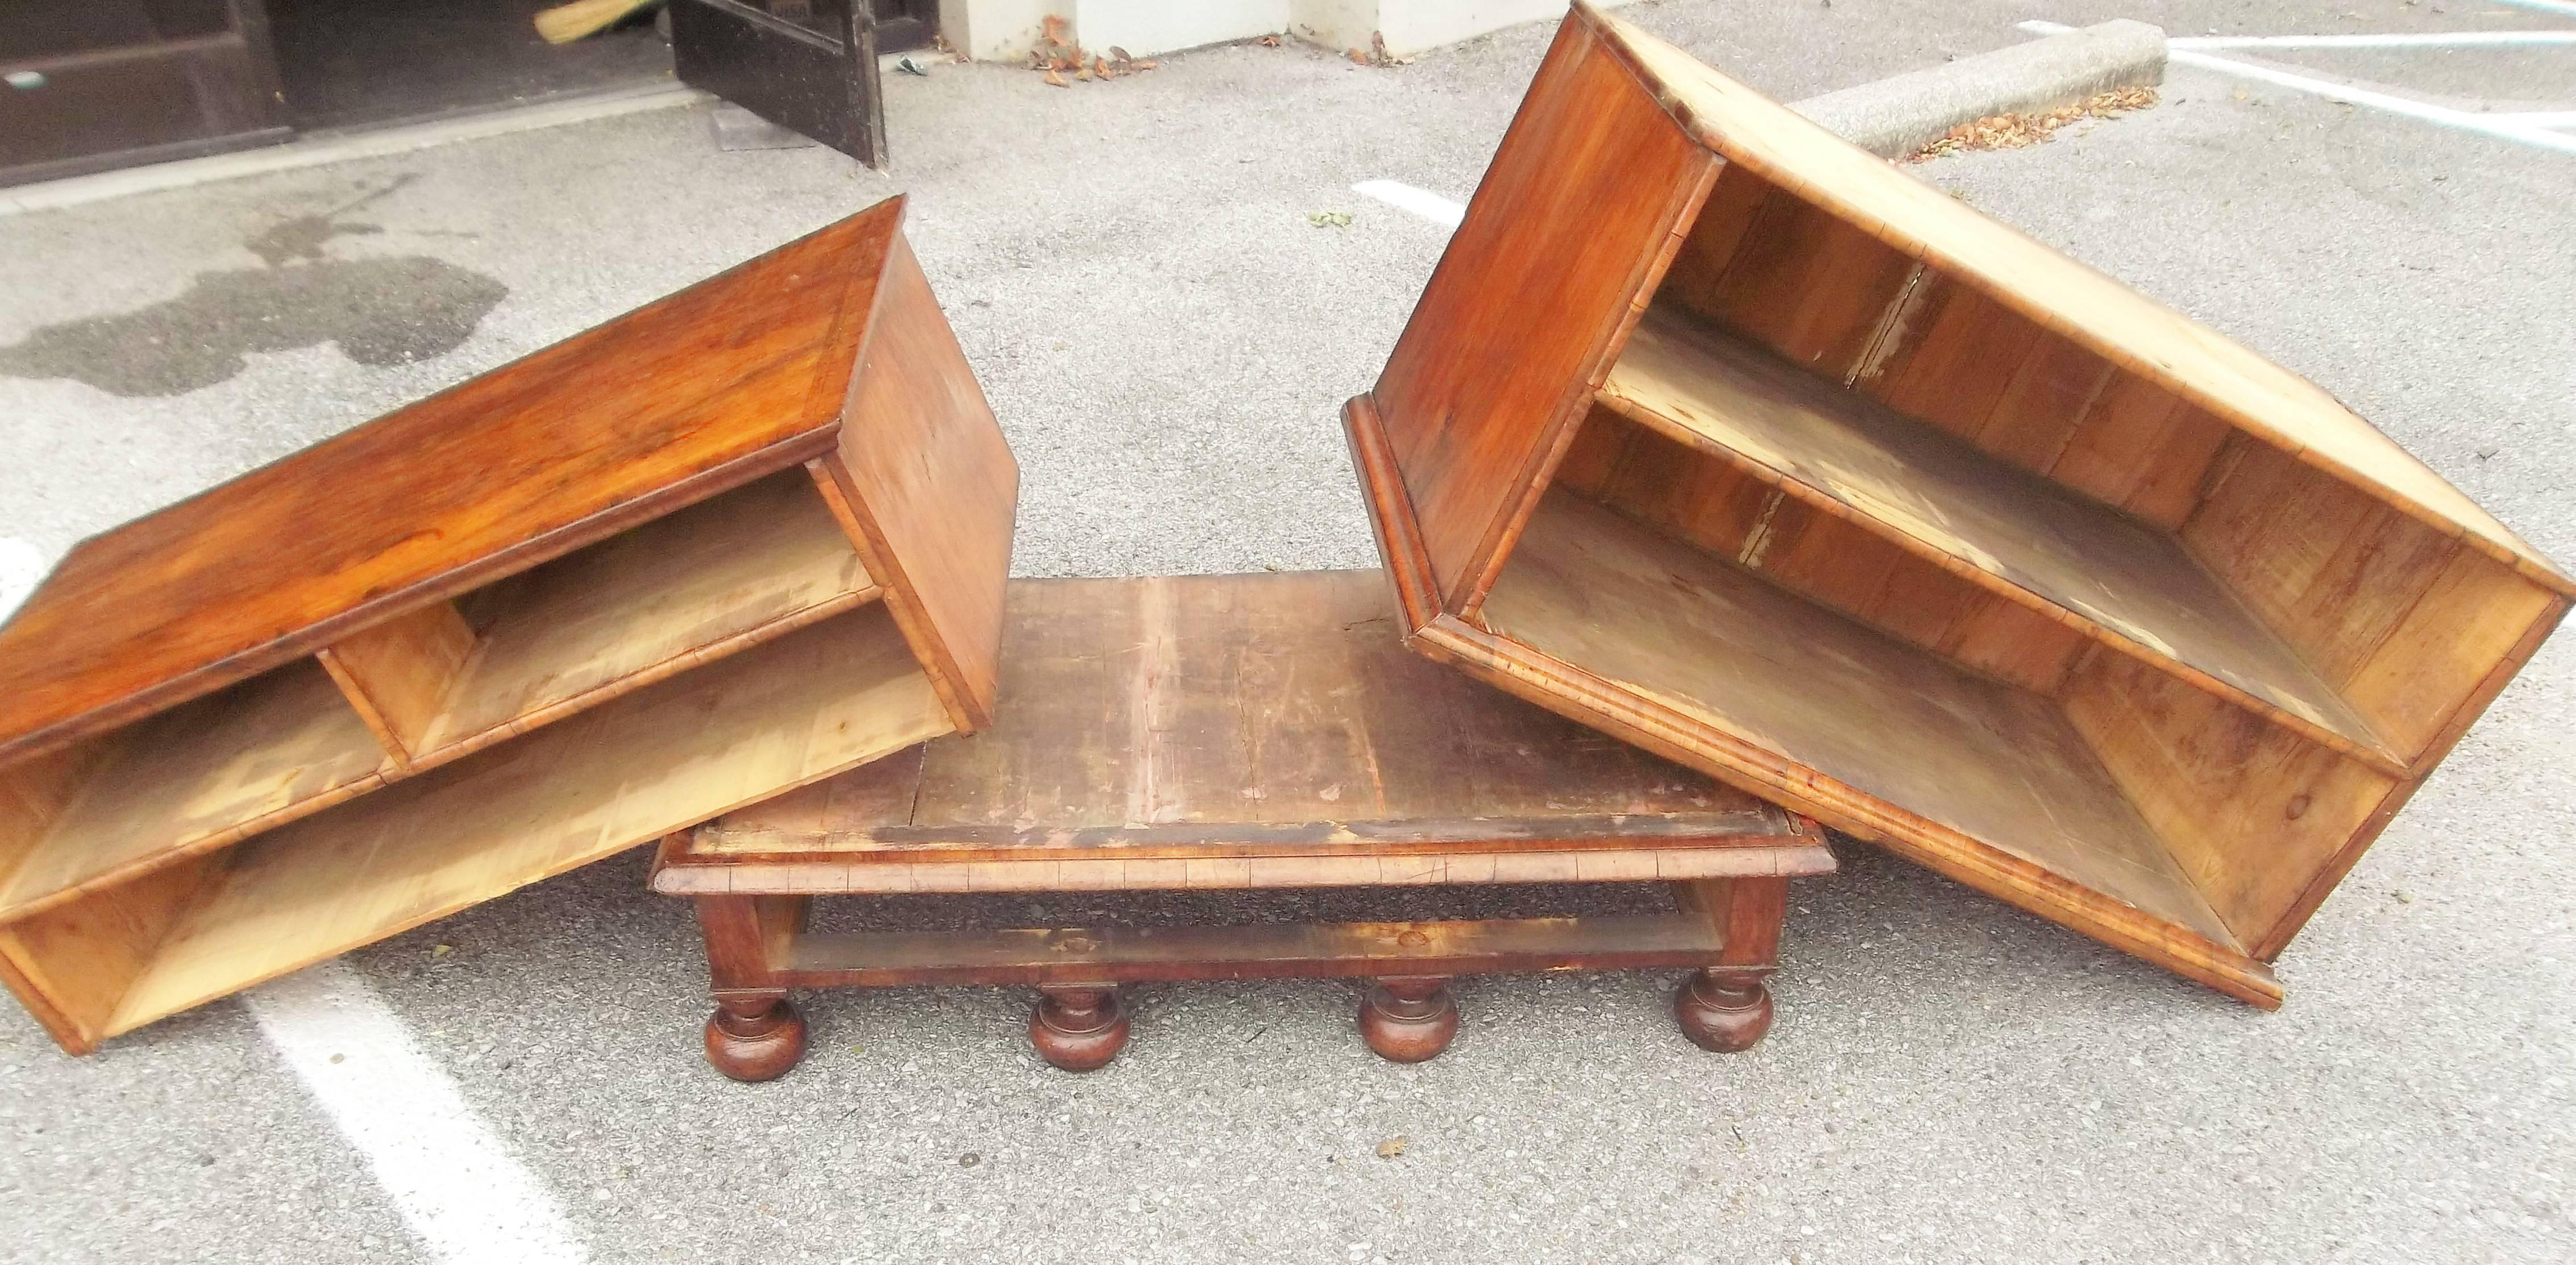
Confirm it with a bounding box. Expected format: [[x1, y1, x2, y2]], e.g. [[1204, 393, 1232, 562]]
[[0, 195, 1019, 1053], [656, 572, 1833, 1077], [1344, 3, 2570, 1007]]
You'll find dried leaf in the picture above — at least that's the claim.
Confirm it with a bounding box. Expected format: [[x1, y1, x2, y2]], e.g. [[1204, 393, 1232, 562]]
[[1093, 56, 1112, 78], [1044, 68, 1067, 88], [1258, 34, 1281, 47], [431, 943, 454, 958], [1110, 45, 1135, 65], [1075, 63, 1092, 80], [1307, 210, 1353, 228], [1348, 48, 1369, 65], [1376, 1137, 1409, 1158], [1908, 86, 2158, 161], [1134, 59, 1156, 70]]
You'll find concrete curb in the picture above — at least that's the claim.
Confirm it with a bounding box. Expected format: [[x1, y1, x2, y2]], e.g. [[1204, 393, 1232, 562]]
[[1793, 19, 2168, 159]]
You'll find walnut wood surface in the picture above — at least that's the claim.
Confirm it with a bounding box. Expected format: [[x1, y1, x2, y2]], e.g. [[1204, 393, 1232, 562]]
[[0, 199, 906, 764], [1370, 11, 1714, 614], [813, 235, 1020, 732], [1587, 3, 2569, 596], [668, 572, 1829, 894], [97, 605, 948, 1039], [1602, 309, 2402, 772], [1345, 4, 2566, 1008]]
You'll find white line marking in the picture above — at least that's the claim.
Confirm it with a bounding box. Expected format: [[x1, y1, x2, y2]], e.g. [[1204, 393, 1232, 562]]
[[0, 538, 46, 624], [0, 84, 708, 218], [2022, 20, 2576, 154], [2492, 110, 2576, 127], [246, 961, 591, 1265], [2174, 31, 2576, 48], [2495, 0, 2576, 18], [1353, 179, 1466, 228]]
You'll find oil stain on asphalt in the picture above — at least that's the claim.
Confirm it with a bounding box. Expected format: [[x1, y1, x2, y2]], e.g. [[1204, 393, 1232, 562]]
[[0, 177, 508, 398]]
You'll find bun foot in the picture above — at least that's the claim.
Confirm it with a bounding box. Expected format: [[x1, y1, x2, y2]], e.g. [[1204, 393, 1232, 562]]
[[1359, 976, 1459, 1063], [1673, 969, 1773, 1052], [705, 995, 807, 1081], [1031, 986, 1129, 1071]]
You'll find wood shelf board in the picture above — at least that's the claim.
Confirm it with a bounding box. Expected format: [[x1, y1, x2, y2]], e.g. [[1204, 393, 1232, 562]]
[[0, 199, 910, 765], [783, 910, 1730, 988], [1583, 5, 2570, 598], [414, 468, 879, 759], [1482, 492, 2239, 950], [0, 661, 388, 922], [697, 573, 1800, 850], [1602, 309, 2400, 771], [102, 604, 949, 1037]]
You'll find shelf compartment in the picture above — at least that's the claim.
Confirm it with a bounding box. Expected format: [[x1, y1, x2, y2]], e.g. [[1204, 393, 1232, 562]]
[[0, 660, 392, 922], [1481, 490, 2242, 954], [1599, 306, 2406, 776], [322, 468, 880, 768], [85, 602, 949, 1041]]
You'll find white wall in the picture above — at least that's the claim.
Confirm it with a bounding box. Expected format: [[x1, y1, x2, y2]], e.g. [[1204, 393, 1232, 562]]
[[944, 0, 1632, 63], [1077, 0, 1291, 57]]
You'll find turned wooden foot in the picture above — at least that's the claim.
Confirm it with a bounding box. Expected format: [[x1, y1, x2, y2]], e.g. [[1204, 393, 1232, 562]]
[[1358, 976, 1459, 1063], [1030, 985, 1129, 1071], [1673, 969, 1773, 1052], [704, 994, 807, 1081]]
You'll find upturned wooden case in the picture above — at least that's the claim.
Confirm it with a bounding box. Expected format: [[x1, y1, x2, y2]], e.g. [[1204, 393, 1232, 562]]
[[0, 195, 1018, 1052], [1343, 3, 2571, 1006]]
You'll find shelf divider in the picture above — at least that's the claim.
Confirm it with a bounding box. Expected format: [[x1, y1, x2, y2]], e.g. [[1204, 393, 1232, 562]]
[[1598, 307, 2405, 775], [1483, 490, 2242, 952], [103, 602, 949, 1037]]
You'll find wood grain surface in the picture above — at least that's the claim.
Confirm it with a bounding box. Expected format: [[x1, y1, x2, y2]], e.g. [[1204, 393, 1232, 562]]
[[0, 199, 907, 764], [1369, 11, 1715, 613], [1602, 309, 2402, 771], [1584, 2, 2568, 595], [672, 572, 1825, 893]]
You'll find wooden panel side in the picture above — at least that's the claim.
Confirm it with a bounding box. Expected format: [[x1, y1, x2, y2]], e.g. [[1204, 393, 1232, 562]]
[[2341, 547, 2561, 756], [2185, 440, 2554, 759], [102, 605, 952, 1037], [1372, 13, 1714, 611], [2062, 651, 2397, 947], [1592, 7, 2570, 597], [0, 201, 907, 764], [0, 854, 215, 1052], [316, 600, 476, 763], [818, 234, 1020, 732], [1678, 184, 1919, 381], [1570, 409, 2085, 694], [0, 739, 111, 886]]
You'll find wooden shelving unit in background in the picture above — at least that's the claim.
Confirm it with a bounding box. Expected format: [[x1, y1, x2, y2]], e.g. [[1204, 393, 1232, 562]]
[[1344, 2, 2570, 1007], [0, 195, 1019, 1054]]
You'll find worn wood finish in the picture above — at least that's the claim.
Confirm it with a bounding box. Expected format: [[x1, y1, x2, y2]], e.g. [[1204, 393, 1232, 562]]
[[95, 606, 946, 1041], [0, 662, 393, 922], [1601, 310, 2401, 771], [0, 202, 906, 765], [813, 235, 1020, 732], [1369, 12, 1715, 614], [1345, 3, 2565, 1006], [0, 197, 1018, 1052], [658, 572, 1830, 1076]]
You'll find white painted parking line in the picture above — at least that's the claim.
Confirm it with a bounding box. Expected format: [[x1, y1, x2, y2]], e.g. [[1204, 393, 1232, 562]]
[[2022, 20, 2576, 155], [247, 961, 591, 1265], [2175, 31, 2576, 49], [1353, 179, 1465, 228], [2496, 0, 2576, 18], [0, 538, 44, 623]]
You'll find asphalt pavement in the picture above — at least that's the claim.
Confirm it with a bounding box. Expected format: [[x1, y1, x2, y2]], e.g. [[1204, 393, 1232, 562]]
[[2, 2, 2572, 1262]]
